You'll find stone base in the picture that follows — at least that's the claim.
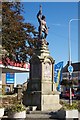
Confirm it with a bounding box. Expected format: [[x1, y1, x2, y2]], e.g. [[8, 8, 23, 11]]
[[23, 92, 41, 108], [23, 92, 61, 111], [41, 94, 62, 111]]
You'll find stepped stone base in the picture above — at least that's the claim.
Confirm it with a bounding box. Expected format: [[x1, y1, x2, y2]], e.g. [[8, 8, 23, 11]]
[[26, 110, 58, 119]]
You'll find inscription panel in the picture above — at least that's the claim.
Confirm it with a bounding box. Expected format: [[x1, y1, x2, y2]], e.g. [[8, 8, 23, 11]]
[[44, 62, 52, 79]]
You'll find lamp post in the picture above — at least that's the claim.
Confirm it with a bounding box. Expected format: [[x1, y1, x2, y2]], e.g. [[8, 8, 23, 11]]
[[68, 19, 80, 106], [68, 19, 80, 65]]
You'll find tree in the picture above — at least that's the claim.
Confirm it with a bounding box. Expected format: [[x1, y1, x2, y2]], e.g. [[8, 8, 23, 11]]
[[2, 2, 38, 64]]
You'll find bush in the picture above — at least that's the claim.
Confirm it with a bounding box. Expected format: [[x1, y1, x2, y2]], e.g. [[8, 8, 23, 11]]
[[78, 101, 80, 112], [60, 100, 78, 110], [7, 102, 26, 113]]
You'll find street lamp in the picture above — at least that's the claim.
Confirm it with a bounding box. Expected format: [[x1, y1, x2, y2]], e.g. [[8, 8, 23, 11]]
[[68, 19, 80, 106], [68, 19, 80, 65]]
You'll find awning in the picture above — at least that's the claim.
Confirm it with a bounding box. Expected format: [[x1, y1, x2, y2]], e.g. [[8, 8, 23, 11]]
[[0, 64, 30, 73]]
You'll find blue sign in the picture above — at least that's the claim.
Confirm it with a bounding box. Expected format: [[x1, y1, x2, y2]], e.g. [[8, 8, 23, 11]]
[[6, 73, 15, 84], [68, 65, 73, 74]]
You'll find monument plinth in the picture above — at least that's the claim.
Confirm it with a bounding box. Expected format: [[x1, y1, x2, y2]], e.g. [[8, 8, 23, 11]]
[[23, 39, 61, 111], [23, 6, 61, 111]]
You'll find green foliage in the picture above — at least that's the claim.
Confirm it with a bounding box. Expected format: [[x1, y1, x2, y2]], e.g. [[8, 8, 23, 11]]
[[61, 79, 78, 87], [60, 100, 78, 110], [61, 79, 69, 86], [2, 2, 38, 63], [0, 104, 3, 108], [72, 79, 78, 85], [78, 101, 80, 112], [7, 102, 26, 112]]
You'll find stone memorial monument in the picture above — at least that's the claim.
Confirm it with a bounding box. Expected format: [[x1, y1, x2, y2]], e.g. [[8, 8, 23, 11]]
[[23, 6, 61, 111]]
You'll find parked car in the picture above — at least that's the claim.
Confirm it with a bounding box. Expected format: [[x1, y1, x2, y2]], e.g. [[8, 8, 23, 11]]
[[62, 91, 74, 99], [75, 91, 80, 99]]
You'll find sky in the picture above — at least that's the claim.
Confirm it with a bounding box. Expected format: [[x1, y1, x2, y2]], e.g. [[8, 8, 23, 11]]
[[15, 2, 78, 85]]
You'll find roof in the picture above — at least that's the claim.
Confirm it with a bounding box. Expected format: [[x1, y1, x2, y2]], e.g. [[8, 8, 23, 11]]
[[62, 61, 80, 73]]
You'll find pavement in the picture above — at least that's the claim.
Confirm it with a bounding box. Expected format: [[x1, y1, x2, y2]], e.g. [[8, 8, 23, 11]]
[[1, 111, 58, 120], [1, 111, 80, 120]]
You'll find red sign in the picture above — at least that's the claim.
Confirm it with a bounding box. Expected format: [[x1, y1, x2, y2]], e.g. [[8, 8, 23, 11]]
[[0, 58, 30, 69]]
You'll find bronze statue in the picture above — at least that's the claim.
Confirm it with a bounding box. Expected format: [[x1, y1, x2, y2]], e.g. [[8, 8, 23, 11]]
[[37, 5, 48, 39]]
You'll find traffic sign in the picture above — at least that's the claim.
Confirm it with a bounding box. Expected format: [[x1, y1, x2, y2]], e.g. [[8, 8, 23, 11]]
[[68, 65, 73, 74]]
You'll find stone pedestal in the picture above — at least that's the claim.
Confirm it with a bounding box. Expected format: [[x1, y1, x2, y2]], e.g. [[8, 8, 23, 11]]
[[16, 84, 22, 101], [23, 39, 61, 111]]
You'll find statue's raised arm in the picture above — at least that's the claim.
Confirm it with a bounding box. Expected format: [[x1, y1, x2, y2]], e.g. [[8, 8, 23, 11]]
[[37, 5, 48, 39], [37, 5, 42, 23]]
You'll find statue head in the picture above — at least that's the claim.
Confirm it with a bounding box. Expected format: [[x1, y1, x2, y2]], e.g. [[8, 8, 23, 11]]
[[42, 15, 46, 20]]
